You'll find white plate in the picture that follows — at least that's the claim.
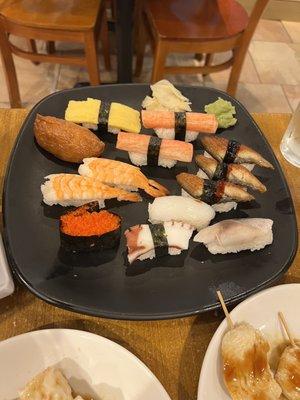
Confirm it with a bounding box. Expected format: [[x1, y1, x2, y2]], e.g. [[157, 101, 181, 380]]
[[0, 329, 171, 400], [198, 283, 300, 400]]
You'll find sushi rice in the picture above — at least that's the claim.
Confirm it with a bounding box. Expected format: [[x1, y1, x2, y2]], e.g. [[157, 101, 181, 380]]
[[155, 128, 199, 143], [129, 152, 177, 168]]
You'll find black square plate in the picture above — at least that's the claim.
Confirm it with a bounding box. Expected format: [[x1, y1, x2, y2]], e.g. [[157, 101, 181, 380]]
[[3, 85, 297, 320]]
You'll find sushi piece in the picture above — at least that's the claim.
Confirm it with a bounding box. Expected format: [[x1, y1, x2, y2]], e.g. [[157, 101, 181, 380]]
[[41, 173, 141, 208], [148, 196, 215, 231], [176, 173, 254, 205], [222, 322, 282, 400], [125, 221, 193, 264], [142, 110, 218, 142], [65, 97, 141, 134], [60, 202, 121, 252], [194, 218, 273, 254], [116, 132, 193, 168], [200, 135, 274, 169], [116, 132, 193, 167], [79, 158, 169, 197], [195, 154, 267, 192]]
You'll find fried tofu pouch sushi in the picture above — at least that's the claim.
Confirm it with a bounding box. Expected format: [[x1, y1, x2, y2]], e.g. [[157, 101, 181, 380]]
[[34, 114, 105, 163]]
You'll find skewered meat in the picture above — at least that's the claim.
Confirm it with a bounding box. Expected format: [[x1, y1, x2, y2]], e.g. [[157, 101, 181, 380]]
[[222, 322, 282, 400], [275, 345, 300, 400]]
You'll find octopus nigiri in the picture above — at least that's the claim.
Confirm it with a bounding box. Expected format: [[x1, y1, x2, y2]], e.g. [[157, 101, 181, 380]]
[[41, 173, 141, 208], [195, 154, 267, 193], [200, 135, 274, 169], [78, 158, 169, 197], [125, 221, 193, 264], [176, 172, 254, 205]]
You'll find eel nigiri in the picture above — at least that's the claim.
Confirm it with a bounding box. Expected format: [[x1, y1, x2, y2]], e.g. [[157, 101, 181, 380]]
[[142, 110, 218, 142], [176, 173, 254, 205], [116, 132, 193, 168], [222, 322, 282, 399], [200, 135, 274, 169], [195, 154, 267, 193], [41, 174, 141, 208], [65, 97, 141, 134], [194, 218, 273, 254], [79, 158, 169, 197], [148, 195, 215, 231], [125, 221, 193, 264]]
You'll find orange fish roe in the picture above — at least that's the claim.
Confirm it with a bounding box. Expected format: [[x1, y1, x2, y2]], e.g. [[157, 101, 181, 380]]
[[61, 209, 120, 237]]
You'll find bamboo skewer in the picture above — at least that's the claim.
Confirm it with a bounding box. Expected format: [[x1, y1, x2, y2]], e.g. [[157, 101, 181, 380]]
[[278, 311, 297, 347], [217, 290, 234, 330]]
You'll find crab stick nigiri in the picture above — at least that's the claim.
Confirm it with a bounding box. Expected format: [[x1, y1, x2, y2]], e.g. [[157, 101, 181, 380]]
[[142, 110, 218, 142], [116, 132, 193, 168]]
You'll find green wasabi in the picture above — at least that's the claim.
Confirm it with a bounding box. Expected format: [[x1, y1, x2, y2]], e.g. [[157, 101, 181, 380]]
[[204, 97, 237, 129]]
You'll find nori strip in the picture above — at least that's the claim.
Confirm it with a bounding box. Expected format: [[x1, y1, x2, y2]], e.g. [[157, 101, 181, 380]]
[[223, 140, 240, 163], [212, 162, 228, 180], [201, 180, 222, 204], [98, 101, 111, 132], [147, 136, 161, 166], [149, 224, 169, 257], [174, 112, 186, 141]]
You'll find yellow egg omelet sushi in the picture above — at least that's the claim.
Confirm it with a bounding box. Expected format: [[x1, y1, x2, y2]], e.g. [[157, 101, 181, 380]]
[[65, 97, 141, 134]]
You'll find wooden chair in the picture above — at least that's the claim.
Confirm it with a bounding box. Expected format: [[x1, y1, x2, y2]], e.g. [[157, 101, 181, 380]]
[[0, 0, 111, 108], [135, 0, 269, 96]]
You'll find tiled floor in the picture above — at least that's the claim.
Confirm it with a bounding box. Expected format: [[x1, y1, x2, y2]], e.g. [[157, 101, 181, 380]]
[[0, 19, 299, 113]]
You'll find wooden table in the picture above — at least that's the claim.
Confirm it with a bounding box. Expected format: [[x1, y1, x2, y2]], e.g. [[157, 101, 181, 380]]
[[0, 110, 299, 400]]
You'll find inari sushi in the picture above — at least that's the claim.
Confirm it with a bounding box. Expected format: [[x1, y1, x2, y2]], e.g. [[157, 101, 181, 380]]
[[65, 97, 141, 134], [194, 218, 273, 254], [60, 202, 121, 252], [116, 132, 193, 168], [41, 173, 141, 208], [148, 196, 215, 231], [142, 110, 218, 142], [125, 221, 193, 264]]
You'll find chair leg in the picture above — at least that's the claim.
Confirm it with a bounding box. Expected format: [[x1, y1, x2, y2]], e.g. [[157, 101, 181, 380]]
[[227, 48, 246, 96], [100, 7, 111, 71], [46, 41, 56, 54], [0, 25, 21, 108], [27, 39, 40, 65], [84, 31, 101, 85], [151, 40, 167, 83], [203, 53, 213, 77], [134, 14, 147, 77]]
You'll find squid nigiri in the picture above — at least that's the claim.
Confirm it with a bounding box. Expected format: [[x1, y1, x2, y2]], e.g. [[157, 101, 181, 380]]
[[142, 110, 218, 142], [116, 132, 193, 168], [194, 218, 273, 254], [195, 154, 267, 193], [78, 158, 169, 197], [176, 173, 254, 205], [41, 174, 141, 208], [200, 135, 274, 169], [125, 221, 193, 264]]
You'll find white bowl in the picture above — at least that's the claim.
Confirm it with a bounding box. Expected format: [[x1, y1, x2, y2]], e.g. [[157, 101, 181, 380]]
[[0, 329, 171, 400], [198, 283, 300, 400]]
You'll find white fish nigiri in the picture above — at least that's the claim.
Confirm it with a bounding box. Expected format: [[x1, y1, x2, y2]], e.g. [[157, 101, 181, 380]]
[[125, 221, 193, 264], [194, 218, 273, 254], [148, 196, 215, 231]]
